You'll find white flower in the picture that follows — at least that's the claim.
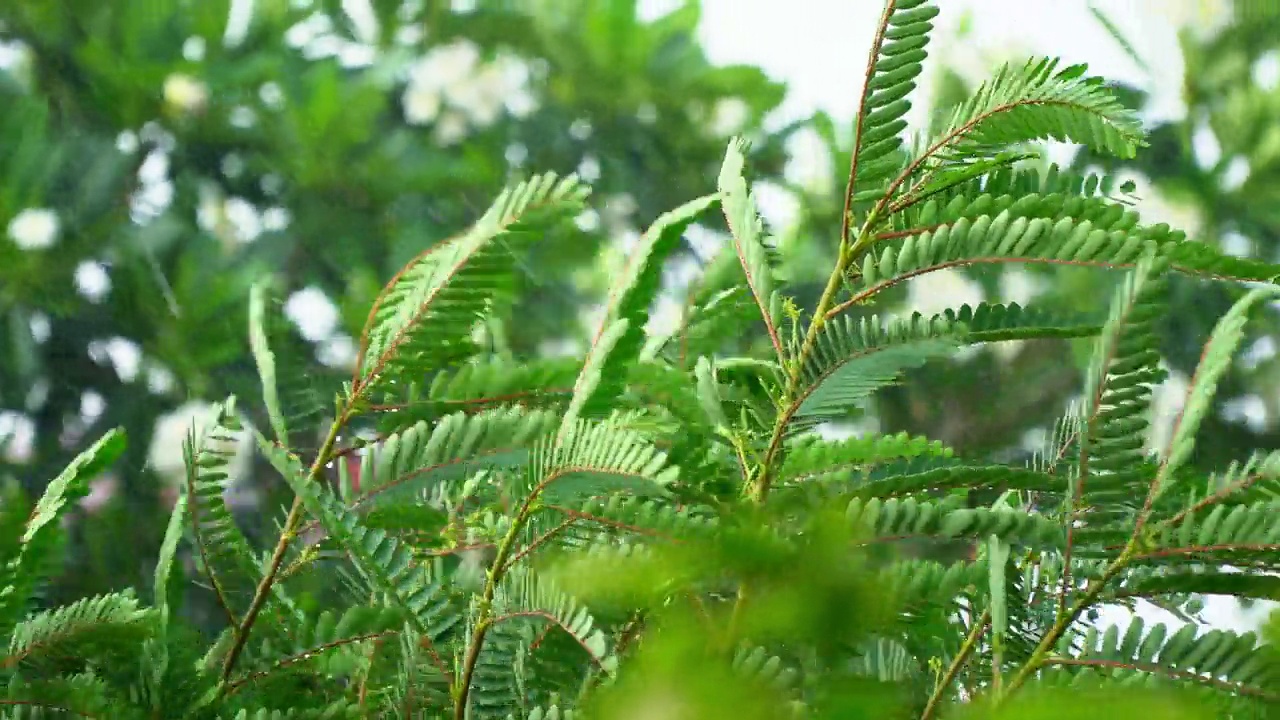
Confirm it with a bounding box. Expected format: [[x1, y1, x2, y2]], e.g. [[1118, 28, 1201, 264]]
[[601, 193, 638, 234], [317, 334, 357, 369], [433, 110, 469, 146], [445, 66, 506, 126], [403, 82, 443, 124], [147, 401, 252, 488], [285, 286, 339, 342], [163, 73, 209, 115], [0, 411, 35, 464], [709, 97, 750, 137], [88, 337, 142, 382], [7, 208, 60, 250], [74, 261, 111, 303], [414, 40, 481, 93], [493, 52, 537, 118]]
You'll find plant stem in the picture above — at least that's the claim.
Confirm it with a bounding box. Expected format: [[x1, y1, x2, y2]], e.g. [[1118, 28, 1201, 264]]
[[452, 496, 535, 720], [921, 608, 990, 720], [218, 411, 347, 684], [999, 545, 1135, 701]]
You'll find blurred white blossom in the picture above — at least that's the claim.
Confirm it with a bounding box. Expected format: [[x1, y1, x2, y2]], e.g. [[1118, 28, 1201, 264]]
[[7, 208, 60, 250], [318, 334, 358, 369], [0, 411, 35, 464], [402, 41, 537, 141], [709, 97, 750, 137], [74, 261, 111, 303], [434, 110, 470, 146], [163, 73, 209, 115], [88, 337, 141, 383], [285, 286, 339, 342]]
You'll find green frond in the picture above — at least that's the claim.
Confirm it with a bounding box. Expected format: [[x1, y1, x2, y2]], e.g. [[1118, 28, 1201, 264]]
[[146, 493, 188, 706], [1073, 258, 1168, 532], [354, 173, 588, 400], [382, 627, 453, 713], [1, 672, 135, 719], [234, 605, 404, 690], [511, 705, 577, 720], [258, 436, 461, 645], [182, 397, 265, 628], [880, 557, 986, 613], [568, 496, 718, 542], [520, 416, 678, 507], [847, 0, 940, 205], [1148, 284, 1280, 508], [718, 137, 788, 363], [560, 193, 719, 432], [848, 636, 923, 684], [855, 462, 1064, 501], [643, 284, 754, 366], [924, 302, 1103, 342], [1053, 619, 1280, 703], [0, 429, 125, 636], [1170, 450, 1280, 515], [849, 209, 1280, 307], [778, 430, 954, 485], [1116, 570, 1280, 603], [376, 356, 582, 433], [846, 496, 1062, 547], [4, 591, 156, 672], [346, 407, 557, 506], [791, 313, 961, 424], [249, 281, 290, 445], [934, 57, 1145, 161], [470, 569, 615, 718], [890, 162, 1133, 233], [226, 704, 364, 720], [1138, 499, 1280, 568], [731, 643, 799, 691]]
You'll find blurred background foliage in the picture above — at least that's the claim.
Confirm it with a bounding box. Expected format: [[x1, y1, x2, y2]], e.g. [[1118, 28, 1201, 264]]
[[1, 0, 1278, 634]]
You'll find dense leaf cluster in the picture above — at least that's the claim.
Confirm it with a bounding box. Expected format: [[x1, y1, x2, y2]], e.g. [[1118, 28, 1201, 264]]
[[1, 1, 1278, 718]]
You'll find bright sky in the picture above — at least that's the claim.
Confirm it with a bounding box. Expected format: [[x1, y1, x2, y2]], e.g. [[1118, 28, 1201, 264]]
[[692, 0, 1201, 126]]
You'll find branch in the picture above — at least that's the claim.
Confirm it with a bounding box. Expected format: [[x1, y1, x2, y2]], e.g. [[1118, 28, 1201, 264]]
[[218, 411, 347, 685], [921, 608, 990, 720]]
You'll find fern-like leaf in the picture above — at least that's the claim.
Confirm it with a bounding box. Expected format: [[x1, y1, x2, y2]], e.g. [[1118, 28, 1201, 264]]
[[560, 193, 719, 435], [355, 173, 588, 400], [844, 0, 940, 208], [259, 436, 460, 644], [0, 429, 125, 637], [718, 137, 787, 364]]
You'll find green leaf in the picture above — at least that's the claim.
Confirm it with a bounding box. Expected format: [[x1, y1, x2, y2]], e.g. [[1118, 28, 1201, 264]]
[[846, 0, 940, 204], [793, 314, 960, 422], [249, 281, 288, 445], [355, 173, 588, 399], [718, 137, 787, 363], [935, 57, 1146, 160], [0, 429, 125, 634], [560, 193, 719, 436], [1150, 284, 1280, 505]]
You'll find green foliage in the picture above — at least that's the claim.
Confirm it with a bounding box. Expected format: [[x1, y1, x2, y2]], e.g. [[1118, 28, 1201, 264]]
[[2, 1, 1280, 718]]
